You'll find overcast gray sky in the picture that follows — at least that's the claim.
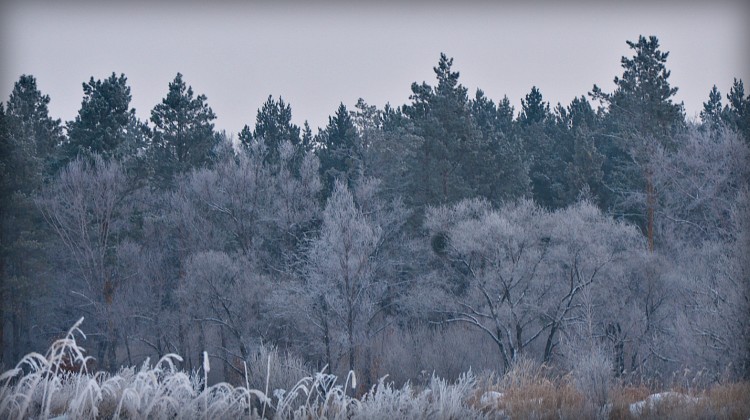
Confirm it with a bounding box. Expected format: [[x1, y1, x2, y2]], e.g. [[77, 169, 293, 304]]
[[2, 1, 748, 134]]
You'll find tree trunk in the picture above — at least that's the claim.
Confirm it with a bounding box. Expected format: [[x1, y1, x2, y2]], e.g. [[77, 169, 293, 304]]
[[543, 323, 558, 363], [12, 309, 22, 363], [108, 326, 118, 372], [348, 311, 355, 374], [124, 333, 132, 366], [0, 258, 4, 365], [220, 326, 228, 382], [646, 170, 655, 252]]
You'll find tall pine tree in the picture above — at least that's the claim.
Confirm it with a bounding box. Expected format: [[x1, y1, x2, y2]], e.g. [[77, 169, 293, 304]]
[[590, 35, 686, 250], [239, 95, 301, 165], [150, 73, 217, 187], [1, 75, 63, 363], [700, 85, 724, 132], [403, 53, 478, 207], [65, 73, 148, 165], [318, 103, 360, 196], [724, 79, 750, 143]]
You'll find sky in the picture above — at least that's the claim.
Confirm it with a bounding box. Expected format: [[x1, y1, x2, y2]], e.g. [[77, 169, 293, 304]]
[[1, 0, 748, 134]]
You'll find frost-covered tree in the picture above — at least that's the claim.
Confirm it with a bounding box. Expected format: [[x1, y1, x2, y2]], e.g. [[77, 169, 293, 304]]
[[164, 142, 321, 369], [36, 155, 132, 371], [180, 251, 269, 378], [652, 126, 749, 246], [651, 126, 750, 378], [292, 180, 401, 375], [307, 181, 380, 373], [425, 199, 643, 370]]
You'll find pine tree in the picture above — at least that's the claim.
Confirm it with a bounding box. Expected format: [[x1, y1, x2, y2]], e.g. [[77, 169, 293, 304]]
[[470, 89, 529, 203], [700, 85, 723, 131], [301, 120, 314, 151], [150, 73, 217, 187], [519, 86, 550, 126], [518, 86, 559, 208], [4, 75, 63, 184], [318, 103, 360, 196], [1, 75, 64, 362], [725, 78, 750, 143], [402, 53, 478, 207], [591, 35, 685, 143], [562, 96, 605, 206], [590, 35, 686, 250], [239, 95, 301, 165], [65, 73, 148, 164]]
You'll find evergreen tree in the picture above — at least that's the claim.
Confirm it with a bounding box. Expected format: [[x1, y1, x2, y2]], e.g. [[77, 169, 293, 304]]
[[0, 103, 8, 364], [496, 95, 515, 134], [518, 86, 559, 208], [590, 35, 686, 249], [470, 89, 529, 203], [591, 35, 685, 143], [4, 75, 63, 182], [561, 96, 605, 206], [518, 86, 550, 126], [725, 78, 750, 143], [318, 103, 360, 196], [700, 85, 724, 132], [402, 53, 478, 207], [0, 76, 64, 362], [150, 73, 217, 187], [301, 120, 314, 151], [65, 73, 148, 164], [239, 95, 301, 165]]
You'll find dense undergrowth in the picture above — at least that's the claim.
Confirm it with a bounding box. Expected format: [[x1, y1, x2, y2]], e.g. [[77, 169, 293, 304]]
[[1, 319, 748, 419]]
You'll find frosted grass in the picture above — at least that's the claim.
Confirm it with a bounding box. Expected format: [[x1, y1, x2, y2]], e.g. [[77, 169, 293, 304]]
[[1, 319, 747, 419]]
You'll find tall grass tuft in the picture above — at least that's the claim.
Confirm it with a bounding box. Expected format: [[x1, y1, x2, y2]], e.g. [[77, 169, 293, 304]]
[[1, 320, 748, 419]]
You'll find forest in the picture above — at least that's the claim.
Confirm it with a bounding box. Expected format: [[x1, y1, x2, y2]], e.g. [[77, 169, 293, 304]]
[[1, 35, 749, 418]]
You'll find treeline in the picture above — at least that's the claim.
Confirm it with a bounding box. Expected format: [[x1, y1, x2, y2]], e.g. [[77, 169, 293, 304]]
[[1, 35, 749, 387]]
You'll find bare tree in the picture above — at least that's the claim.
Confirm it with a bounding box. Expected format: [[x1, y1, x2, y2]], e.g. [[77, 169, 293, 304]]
[[164, 141, 321, 373], [651, 126, 750, 378], [36, 155, 131, 371], [425, 198, 643, 370], [180, 251, 269, 379]]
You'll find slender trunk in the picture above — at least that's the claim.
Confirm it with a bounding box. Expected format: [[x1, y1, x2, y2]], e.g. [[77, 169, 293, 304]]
[[495, 326, 510, 371], [442, 170, 448, 202], [199, 321, 206, 365], [0, 259, 4, 365], [108, 326, 118, 372], [124, 333, 132, 367], [12, 309, 21, 363], [324, 318, 332, 372], [515, 323, 523, 358], [646, 170, 655, 252], [179, 320, 190, 371], [97, 340, 107, 370], [543, 323, 558, 363], [220, 326, 228, 382], [348, 311, 355, 374]]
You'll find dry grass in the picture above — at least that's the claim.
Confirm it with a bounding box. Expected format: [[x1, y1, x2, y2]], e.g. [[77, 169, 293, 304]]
[[1, 323, 749, 419]]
